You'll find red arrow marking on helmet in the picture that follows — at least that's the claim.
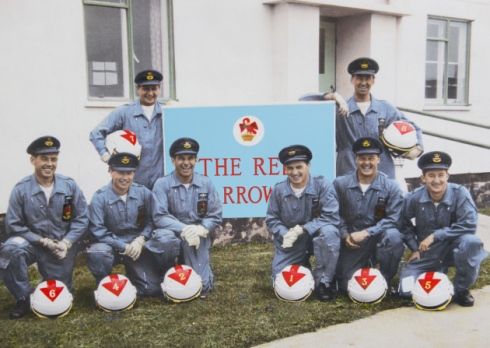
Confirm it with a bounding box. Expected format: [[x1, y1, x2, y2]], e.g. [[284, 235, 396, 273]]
[[393, 121, 415, 135], [40, 279, 64, 302], [418, 272, 441, 294], [354, 268, 377, 290], [102, 274, 128, 296], [121, 129, 137, 145], [168, 265, 192, 286], [282, 265, 306, 287]]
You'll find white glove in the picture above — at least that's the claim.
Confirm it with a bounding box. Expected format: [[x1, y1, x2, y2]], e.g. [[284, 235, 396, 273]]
[[186, 225, 209, 238], [101, 152, 111, 163], [53, 239, 72, 260], [39, 238, 59, 253], [281, 225, 304, 248], [403, 145, 423, 160], [125, 236, 145, 261], [181, 226, 200, 249], [332, 92, 349, 117]]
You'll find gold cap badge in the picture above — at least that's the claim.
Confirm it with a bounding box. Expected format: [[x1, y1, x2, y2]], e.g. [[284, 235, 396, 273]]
[[288, 150, 296, 156], [121, 156, 130, 164], [44, 138, 54, 147], [362, 139, 371, 147], [183, 141, 192, 149], [146, 72, 154, 81], [432, 153, 441, 163], [361, 63, 369, 69]]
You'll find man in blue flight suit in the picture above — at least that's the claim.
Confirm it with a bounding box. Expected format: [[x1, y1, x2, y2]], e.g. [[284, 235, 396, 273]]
[[301, 57, 424, 179], [152, 138, 222, 298], [90, 69, 165, 189], [0, 136, 88, 319], [86, 153, 179, 296], [266, 145, 340, 301], [334, 137, 404, 292], [398, 151, 488, 306]]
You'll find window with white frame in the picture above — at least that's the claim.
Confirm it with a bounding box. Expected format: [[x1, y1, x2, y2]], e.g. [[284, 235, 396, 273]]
[[83, 0, 174, 100], [425, 17, 470, 105]]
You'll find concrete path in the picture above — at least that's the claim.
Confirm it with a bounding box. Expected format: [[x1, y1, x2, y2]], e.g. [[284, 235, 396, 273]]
[[257, 214, 490, 348]]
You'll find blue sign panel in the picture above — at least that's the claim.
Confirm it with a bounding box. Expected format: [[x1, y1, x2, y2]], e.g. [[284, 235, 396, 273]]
[[164, 102, 335, 217]]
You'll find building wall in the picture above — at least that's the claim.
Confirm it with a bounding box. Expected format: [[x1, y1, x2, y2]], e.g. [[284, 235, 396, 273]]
[[0, 0, 489, 212]]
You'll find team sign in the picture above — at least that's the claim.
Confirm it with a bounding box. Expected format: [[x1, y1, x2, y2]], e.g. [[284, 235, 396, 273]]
[[163, 102, 335, 217]]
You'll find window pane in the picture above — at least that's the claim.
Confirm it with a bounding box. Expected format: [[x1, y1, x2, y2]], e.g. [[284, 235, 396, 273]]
[[448, 21, 468, 103], [427, 18, 446, 39], [426, 40, 439, 61], [89, 0, 128, 4], [85, 6, 127, 97], [425, 63, 438, 99], [319, 28, 325, 74], [132, 0, 163, 83]]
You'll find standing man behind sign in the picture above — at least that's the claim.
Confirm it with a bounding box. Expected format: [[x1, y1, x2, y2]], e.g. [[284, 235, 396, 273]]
[[266, 145, 340, 301], [152, 138, 222, 298], [90, 70, 165, 189], [333, 137, 404, 292], [335, 57, 423, 178], [0, 136, 88, 319], [398, 151, 487, 306], [302, 57, 424, 179]]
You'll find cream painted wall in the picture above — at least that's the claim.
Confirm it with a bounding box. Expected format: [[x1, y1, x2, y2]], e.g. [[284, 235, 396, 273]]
[[0, 0, 489, 212], [0, 0, 111, 212], [336, 14, 372, 97]]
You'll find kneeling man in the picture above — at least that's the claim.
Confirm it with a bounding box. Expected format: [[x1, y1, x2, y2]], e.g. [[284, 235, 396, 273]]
[[266, 145, 340, 301]]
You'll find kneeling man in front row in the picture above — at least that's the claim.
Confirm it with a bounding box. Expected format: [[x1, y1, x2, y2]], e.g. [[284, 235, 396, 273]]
[[86, 153, 179, 296], [399, 151, 488, 306], [266, 145, 340, 301]]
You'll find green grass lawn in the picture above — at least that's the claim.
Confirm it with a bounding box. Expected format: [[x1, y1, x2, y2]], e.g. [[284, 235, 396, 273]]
[[0, 242, 489, 348]]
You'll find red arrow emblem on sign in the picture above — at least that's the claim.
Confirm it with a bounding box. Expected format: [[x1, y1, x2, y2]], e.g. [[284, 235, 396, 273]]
[[282, 265, 306, 287], [418, 272, 441, 294], [102, 274, 128, 296], [168, 265, 192, 286], [393, 121, 415, 135], [40, 279, 64, 302], [121, 129, 137, 145], [354, 268, 377, 290]]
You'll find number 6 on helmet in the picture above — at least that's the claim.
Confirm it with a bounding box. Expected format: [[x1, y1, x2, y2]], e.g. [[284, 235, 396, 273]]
[[30, 279, 73, 319]]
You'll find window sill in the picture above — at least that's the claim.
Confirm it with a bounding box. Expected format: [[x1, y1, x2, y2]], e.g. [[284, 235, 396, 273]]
[[85, 99, 131, 108], [423, 104, 471, 112], [85, 98, 173, 109]]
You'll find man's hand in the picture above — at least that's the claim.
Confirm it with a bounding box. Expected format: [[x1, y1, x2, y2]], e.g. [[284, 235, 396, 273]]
[[185, 225, 209, 238], [408, 250, 421, 262], [403, 145, 423, 160], [125, 236, 145, 261], [53, 239, 72, 260], [181, 226, 200, 249], [323, 92, 348, 117], [419, 234, 435, 252], [281, 225, 304, 248], [345, 235, 360, 249], [350, 230, 370, 244], [101, 152, 111, 163], [39, 238, 59, 253]]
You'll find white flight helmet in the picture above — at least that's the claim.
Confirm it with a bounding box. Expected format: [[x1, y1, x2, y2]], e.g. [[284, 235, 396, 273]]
[[161, 265, 202, 303], [105, 129, 142, 158], [274, 265, 314, 302], [94, 274, 137, 312], [30, 279, 73, 319], [412, 271, 454, 311], [380, 120, 417, 157], [348, 268, 387, 304]]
